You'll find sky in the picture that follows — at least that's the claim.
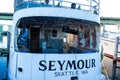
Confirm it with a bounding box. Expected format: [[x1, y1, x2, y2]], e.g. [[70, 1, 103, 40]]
[[0, 0, 120, 17], [0, 0, 14, 13], [100, 0, 120, 17]]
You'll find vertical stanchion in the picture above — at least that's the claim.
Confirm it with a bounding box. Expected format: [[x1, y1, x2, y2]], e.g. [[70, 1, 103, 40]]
[[112, 37, 119, 80], [7, 32, 11, 67]]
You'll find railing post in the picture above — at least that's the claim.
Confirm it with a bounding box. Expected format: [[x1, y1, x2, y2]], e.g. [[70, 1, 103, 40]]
[[98, 0, 100, 15], [112, 37, 119, 80], [52, 0, 55, 7], [90, 0, 92, 11], [7, 32, 11, 67]]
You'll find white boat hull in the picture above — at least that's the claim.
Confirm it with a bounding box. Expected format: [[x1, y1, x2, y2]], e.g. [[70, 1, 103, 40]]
[[8, 53, 105, 80]]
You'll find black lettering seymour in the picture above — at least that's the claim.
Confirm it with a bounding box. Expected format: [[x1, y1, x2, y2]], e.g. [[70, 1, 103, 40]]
[[39, 59, 96, 71]]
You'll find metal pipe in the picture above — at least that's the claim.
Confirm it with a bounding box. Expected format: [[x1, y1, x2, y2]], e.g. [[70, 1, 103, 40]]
[[7, 32, 11, 67], [111, 37, 119, 80]]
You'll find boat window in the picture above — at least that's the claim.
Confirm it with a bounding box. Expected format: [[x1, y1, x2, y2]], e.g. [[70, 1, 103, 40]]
[[15, 19, 100, 54], [62, 25, 100, 53], [16, 24, 29, 52]]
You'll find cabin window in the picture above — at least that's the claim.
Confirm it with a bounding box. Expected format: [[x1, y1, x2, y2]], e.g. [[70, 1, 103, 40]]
[[15, 25, 99, 53], [15, 18, 100, 54], [16, 24, 29, 52], [63, 25, 100, 53]]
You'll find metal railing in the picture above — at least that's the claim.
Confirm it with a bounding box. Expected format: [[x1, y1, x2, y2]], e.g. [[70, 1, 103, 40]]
[[14, 0, 100, 15]]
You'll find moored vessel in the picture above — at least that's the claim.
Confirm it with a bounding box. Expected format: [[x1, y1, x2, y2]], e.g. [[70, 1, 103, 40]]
[[8, 0, 105, 80]]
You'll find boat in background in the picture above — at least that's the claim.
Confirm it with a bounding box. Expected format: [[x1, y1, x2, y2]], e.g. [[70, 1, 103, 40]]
[[101, 25, 120, 58], [101, 25, 120, 79]]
